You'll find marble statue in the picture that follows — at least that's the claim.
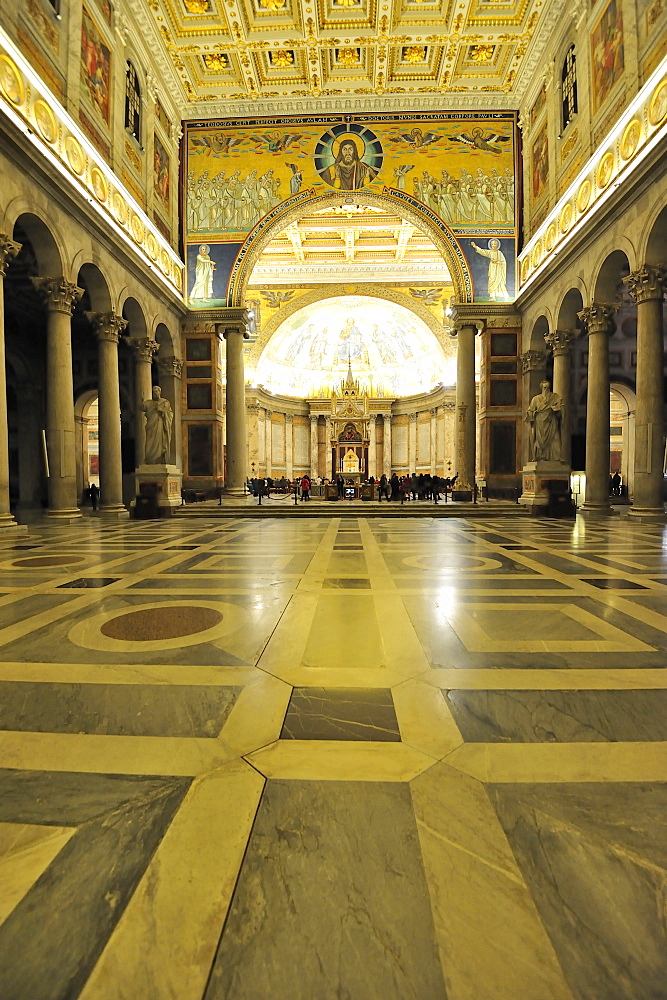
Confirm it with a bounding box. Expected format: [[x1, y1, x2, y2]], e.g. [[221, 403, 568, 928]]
[[142, 386, 173, 464], [526, 380, 564, 462]]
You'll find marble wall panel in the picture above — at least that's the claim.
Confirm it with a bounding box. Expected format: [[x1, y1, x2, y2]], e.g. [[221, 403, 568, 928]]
[[392, 423, 408, 468], [271, 417, 285, 466], [293, 420, 309, 468]]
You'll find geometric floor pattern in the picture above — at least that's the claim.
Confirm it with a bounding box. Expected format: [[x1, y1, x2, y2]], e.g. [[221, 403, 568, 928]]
[[0, 511, 666, 999]]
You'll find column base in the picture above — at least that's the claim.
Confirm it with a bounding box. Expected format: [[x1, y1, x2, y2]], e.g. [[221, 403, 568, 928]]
[[627, 505, 667, 521], [0, 514, 28, 537], [225, 485, 247, 497], [579, 502, 617, 517], [45, 507, 83, 522], [98, 503, 130, 519], [133, 465, 182, 513]]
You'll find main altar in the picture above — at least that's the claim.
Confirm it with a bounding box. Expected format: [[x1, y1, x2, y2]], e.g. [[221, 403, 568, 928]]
[[329, 365, 370, 481]]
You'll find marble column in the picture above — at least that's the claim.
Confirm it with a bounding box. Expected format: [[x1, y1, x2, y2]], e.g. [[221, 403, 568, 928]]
[[578, 303, 616, 514], [544, 330, 575, 467], [369, 415, 377, 478], [32, 276, 83, 520], [157, 356, 183, 468], [129, 338, 159, 467], [286, 414, 294, 480], [17, 380, 43, 511], [325, 417, 333, 478], [408, 412, 418, 472], [264, 410, 272, 477], [383, 414, 392, 476], [624, 265, 666, 515], [455, 324, 477, 490], [520, 349, 547, 466], [310, 414, 319, 479], [87, 311, 128, 517], [430, 407, 437, 472], [0, 236, 23, 531], [247, 403, 260, 481], [217, 312, 249, 495]]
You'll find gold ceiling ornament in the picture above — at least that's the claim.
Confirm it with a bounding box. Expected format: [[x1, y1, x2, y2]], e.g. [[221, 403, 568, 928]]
[[403, 45, 427, 64], [270, 49, 294, 68], [469, 44, 495, 62], [183, 0, 211, 13], [202, 53, 229, 70], [337, 47, 361, 66], [334, 0, 359, 7], [259, 0, 287, 10]]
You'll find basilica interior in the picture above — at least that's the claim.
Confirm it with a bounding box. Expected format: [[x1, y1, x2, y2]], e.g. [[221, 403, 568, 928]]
[[0, 0, 666, 997]]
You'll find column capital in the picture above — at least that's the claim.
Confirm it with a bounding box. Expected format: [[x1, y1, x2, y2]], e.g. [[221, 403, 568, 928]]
[[578, 302, 616, 336], [265, 408, 273, 418], [127, 337, 160, 364], [157, 356, 183, 379], [247, 403, 260, 415], [520, 349, 546, 374], [623, 265, 667, 304], [0, 234, 21, 276], [545, 328, 576, 356], [86, 311, 128, 343], [209, 307, 250, 340], [286, 413, 294, 424], [32, 276, 83, 315]]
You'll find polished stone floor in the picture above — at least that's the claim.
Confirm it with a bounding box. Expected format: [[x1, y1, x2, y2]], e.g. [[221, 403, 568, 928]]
[[0, 512, 666, 1000]]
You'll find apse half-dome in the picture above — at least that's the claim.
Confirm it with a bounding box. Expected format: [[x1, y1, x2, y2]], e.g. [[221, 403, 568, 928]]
[[253, 295, 454, 398]]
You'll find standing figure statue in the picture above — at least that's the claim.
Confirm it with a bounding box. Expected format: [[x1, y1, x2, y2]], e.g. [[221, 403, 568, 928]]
[[143, 386, 173, 464], [526, 381, 564, 462]]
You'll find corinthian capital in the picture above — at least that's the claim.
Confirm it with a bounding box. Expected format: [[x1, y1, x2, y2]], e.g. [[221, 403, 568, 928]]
[[0, 234, 21, 277], [578, 303, 617, 336], [86, 311, 128, 343], [127, 337, 160, 364], [623, 265, 666, 304], [520, 349, 546, 374], [544, 328, 576, 356], [158, 356, 183, 379], [32, 277, 83, 315]]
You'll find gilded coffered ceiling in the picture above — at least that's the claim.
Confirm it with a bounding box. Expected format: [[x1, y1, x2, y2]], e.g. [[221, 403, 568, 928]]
[[248, 203, 453, 283], [128, 0, 568, 117]]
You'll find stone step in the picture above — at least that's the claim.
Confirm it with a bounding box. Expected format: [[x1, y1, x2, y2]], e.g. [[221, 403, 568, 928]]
[[173, 500, 526, 519]]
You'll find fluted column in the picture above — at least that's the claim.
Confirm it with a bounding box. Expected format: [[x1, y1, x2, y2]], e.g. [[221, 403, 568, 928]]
[[310, 414, 319, 479], [578, 303, 616, 513], [624, 266, 666, 515], [454, 323, 477, 490], [383, 414, 392, 476], [216, 311, 248, 494], [32, 276, 83, 520], [286, 414, 294, 479], [544, 330, 575, 466], [369, 415, 377, 477], [264, 409, 272, 477], [88, 311, 128, 516], [0, 236, 22, 530], [129, 338, 159, 467], [157, 355, 183, 468]]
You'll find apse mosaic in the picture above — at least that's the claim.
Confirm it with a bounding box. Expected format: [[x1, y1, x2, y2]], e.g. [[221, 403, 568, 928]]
[[252, 295, 455, 399], [183, 112, 518, 306]]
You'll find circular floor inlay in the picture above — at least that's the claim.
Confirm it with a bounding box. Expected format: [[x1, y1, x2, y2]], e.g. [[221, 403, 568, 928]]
[[100, 605, 223, 641], [12, 555, 85, 567]]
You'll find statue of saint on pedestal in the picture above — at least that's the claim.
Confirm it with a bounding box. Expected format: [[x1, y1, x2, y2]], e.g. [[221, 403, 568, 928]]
[[142, 386, 173, 464], [526, 380, 564, 462]]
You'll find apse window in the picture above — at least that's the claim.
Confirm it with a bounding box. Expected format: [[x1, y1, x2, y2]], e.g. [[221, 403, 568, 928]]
[[561, 45, 577, 132], [125, 61, 142, 143]]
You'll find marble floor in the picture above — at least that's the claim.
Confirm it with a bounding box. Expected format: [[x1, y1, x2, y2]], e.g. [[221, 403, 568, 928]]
[[0, 512, 666, 1000]]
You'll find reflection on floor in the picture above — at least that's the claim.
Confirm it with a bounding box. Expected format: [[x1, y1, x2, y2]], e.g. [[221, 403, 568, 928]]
[[0, 512, 666, 1000]]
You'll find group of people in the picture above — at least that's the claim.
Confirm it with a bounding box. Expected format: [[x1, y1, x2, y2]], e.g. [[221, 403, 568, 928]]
[[187, 167, 282, 233], [372, 473, 458, 503], [408, 166, 515, 226]]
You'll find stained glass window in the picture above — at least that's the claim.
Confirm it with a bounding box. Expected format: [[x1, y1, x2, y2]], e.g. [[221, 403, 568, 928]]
[[125, 61, 141, 142], [561, 45, 577, 132]]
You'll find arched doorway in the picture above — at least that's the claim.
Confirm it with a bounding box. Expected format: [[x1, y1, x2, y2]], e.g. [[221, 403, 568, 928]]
[[74, 390, 99, 502], [609, 383, 636, 498]]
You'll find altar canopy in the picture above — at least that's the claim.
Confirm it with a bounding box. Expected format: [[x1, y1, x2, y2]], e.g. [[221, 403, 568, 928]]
[[253, 295, 455, 398]]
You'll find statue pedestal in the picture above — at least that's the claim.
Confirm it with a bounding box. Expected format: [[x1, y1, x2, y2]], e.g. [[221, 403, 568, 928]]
[[519, 461, 571, 514], [131, 465, 182, 517]]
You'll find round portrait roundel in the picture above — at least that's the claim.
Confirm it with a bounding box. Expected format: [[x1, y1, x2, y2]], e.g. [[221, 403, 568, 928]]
[[314, 123, 383, 191]]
